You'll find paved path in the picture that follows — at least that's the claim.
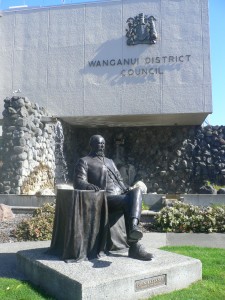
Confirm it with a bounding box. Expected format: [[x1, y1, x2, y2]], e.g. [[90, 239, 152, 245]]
[[0, 241, 50, 279]]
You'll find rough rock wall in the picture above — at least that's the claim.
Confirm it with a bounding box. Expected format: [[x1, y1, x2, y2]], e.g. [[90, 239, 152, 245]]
[[0, 96, 55, 194], [63, 125, 225, 194], [1, 96, 224, 195]]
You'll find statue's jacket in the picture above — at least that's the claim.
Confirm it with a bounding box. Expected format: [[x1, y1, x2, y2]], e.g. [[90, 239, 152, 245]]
[[74, 154, 127, 195]]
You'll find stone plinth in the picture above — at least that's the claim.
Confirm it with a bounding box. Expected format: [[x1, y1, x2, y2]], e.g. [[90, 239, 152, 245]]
[[17, 247, 202, 300]]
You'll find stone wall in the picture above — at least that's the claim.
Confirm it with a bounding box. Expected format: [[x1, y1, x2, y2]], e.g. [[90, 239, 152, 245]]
[[0, 96, 224, 195], [63, 125, 225, 194], [0, 96, 56, 194]]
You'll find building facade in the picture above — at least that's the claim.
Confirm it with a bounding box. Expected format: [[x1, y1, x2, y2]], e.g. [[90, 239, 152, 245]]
[[0, 0, 212, 127]]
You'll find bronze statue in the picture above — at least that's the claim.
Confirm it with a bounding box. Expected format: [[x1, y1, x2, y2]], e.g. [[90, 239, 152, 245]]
[[74, 135, 153, 261]]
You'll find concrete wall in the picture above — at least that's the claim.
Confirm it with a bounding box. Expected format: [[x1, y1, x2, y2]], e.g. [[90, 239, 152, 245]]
[[0, 0, 211, 126]]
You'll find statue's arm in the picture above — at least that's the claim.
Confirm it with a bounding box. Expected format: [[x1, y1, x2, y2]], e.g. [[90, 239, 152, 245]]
[[73, 158, 89, 190], [111, 160, 129, 192], [73, 158, 100, 191]]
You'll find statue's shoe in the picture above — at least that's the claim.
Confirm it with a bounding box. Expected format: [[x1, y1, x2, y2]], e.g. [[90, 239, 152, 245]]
[[128, 243, 154, 261], [128, 224, 143, 242]]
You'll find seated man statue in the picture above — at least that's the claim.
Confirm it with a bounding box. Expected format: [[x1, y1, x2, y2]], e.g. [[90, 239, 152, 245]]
[[74, 134, 153, 261]]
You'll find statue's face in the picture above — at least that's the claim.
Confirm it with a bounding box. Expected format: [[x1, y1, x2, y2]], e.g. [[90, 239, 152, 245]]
[[90, 136, 105, 155]]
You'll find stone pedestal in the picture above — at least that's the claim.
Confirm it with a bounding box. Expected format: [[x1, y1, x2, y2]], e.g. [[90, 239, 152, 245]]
[[17, 247, 202, 300]]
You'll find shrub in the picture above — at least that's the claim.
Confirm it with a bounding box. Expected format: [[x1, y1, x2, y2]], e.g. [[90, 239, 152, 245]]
[[14, 200, 225, 240], [154, 201, 225, 233], [14, 202, 55, 241], [212, 205, 225, 232]]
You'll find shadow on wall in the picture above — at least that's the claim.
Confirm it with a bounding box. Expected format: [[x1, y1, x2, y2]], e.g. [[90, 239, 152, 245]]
[[80, 38, 183, 86]]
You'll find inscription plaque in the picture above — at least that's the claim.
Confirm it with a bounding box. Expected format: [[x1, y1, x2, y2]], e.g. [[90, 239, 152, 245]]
[[135, 274, 167, 291]]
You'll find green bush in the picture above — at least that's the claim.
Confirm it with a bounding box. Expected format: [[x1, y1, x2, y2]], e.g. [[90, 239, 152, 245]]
[[15, 202, 55, 241], [154, 201, 225, 233]]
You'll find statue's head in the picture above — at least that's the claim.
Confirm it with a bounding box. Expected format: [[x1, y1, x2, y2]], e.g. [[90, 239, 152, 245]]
[[89, 135, 105, 156]]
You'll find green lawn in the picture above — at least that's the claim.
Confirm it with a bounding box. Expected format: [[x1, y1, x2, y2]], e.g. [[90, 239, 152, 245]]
[[0, 278, 53, 300], [151, 246, 225, 300], [0, 246, 224, 300]]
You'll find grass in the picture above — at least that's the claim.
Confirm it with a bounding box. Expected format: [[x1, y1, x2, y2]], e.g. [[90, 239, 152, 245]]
[[0, 246, 224, 300], [0, 278, 53, 300], [151, 246, 225, 300]]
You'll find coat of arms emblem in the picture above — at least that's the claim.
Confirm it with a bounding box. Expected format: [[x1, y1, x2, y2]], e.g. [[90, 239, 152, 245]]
[[126, 13, 157, 46]]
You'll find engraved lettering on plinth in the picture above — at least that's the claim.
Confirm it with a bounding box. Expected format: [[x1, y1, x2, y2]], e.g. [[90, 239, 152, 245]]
[[135, 274, 167, 291]]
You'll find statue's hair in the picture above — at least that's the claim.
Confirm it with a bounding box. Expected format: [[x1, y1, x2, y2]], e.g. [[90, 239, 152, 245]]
[[89, 135, 105, 147]]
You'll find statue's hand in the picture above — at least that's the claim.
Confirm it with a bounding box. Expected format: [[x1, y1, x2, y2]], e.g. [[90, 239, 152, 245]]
[[122, 187, 132, 194], [86, 184, 100, 191]]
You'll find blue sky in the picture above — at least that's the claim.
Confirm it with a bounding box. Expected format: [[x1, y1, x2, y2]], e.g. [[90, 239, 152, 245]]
[[208, 0, 225, 126], [0, 0, 224, 125]]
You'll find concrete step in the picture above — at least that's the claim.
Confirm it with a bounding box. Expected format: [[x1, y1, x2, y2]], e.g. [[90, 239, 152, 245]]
[[141, 210, 159, 216], [141, 210, 158, 223], [10, 206, 38, 214]]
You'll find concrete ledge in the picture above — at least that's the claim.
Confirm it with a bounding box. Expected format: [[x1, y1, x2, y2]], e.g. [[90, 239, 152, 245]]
[[142, 194, 164, 210], [11, 206, 39, 214], [0, 195, 55, 207], [17, 247, 202, 300], [141, 210, 158, 216], [181, 194, 225, 207], [141, 232, 225, 249], [1, 194, 224, 209]]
